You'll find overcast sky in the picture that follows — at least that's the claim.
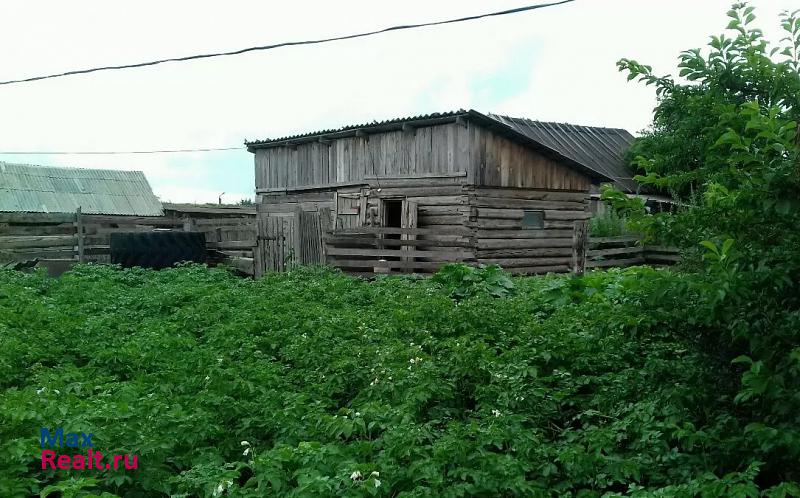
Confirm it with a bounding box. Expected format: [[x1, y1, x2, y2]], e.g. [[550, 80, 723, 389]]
[[0, 0, 795, 203]]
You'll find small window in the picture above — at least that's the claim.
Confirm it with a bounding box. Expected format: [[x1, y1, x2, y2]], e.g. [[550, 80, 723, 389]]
[[521, 210, 544, 229]]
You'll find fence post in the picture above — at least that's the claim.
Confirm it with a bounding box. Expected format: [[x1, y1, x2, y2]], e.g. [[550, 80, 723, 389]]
[[76, 206, 85, 262], [572, 220, 588, 276], [318, 207, 332, 263]]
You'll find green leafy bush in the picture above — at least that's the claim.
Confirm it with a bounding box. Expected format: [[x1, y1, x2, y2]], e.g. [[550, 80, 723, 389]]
[[1, 263, 798, 497], [431, 263, 515, 300]]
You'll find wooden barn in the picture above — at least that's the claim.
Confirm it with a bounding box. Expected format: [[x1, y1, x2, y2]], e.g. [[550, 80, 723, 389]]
[[246, 110, 635, 276]]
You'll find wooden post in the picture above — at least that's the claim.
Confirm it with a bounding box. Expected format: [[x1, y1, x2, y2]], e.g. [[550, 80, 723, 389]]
[[318, 207, 332, 263], [292, 206, 302, 267], [572, 220, 588, 276], [75, 206, 85, 262]]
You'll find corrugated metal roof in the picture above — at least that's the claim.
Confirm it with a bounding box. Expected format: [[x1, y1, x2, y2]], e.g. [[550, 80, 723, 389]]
[[0, 162, 163, 215], [486, 114, 637, 192], [245, 109, 637, 191]]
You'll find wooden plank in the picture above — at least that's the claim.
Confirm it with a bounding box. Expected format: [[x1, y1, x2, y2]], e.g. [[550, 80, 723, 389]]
[[475, 229, 573, 239], [588, 246, 644, 258], [326, 246, 471, 259], [0, 212, 77, 223], [164, 204, 255, 215], [0, 223, 75, 236], [417, 214, 463, 225], [479, 256, 572, 267], [588, 257, 646, 268], [332, 226, 470, 236], [192, 218, 255, 227], [372, 186, 464, 198], [83, 215, 182, 226], [472, 198, 586, 210], [473, 188, 588, 202], [325, 237, 472, 248], [0, 235, 78, 249], [2, 248, 77, 260], [407, 195, 466, 206], [472, 219, 521, 229], [589, 236, 640, 246], [477, 238, 574, 250], [477, 208, 524, 220], [207, 240, 256, 250], [544, 210, 591, 220], [477, 248, 573, 259]]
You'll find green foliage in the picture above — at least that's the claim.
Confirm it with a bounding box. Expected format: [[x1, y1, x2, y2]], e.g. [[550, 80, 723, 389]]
[[431, 263, 515, 300], [1, 263, 799, 496], [589, 185, 654, 239], [588, 209, 626, 237], [611, 3, 800, 496]]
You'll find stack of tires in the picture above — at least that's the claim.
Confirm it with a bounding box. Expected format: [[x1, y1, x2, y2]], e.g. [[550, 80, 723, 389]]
[[110, 232, 206, 269]]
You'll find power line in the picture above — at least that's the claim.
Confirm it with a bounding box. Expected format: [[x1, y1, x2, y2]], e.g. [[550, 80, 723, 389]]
[[0, 147, 243, 155], [0, 1, 575, 86]]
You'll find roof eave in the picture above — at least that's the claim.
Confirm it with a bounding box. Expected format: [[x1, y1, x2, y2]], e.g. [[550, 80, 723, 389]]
[[245, 112, 470, 152]]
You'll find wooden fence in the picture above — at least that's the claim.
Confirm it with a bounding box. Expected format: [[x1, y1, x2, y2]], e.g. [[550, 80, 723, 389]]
[[587, 236, 681, 269], [324, 226, 475, 274], [325, 224, 680, 276], [0, 206, 256, 274]]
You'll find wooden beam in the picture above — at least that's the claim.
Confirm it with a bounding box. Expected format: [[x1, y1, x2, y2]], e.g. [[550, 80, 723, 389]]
[[318, 137, 332, 146], [355, 130, 368, 139], [572, 220, 588, 276], [283, 141, 297, 150], [455, 116, 468, 128], [75, 207, 84, 262], [402, 123, 416, 134]]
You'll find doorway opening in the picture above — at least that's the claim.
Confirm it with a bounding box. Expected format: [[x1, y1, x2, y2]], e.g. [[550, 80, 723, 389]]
[[383, 199, 403, 229]]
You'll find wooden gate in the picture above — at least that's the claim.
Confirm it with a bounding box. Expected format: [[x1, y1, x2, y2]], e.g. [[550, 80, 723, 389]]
[[255, 208, 331, 276], [255, 214, 294, 275]]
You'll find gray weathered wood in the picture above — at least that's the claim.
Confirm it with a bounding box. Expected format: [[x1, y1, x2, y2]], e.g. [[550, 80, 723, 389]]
[[572, 220, 589, 275], [76, 207, 84, 262]]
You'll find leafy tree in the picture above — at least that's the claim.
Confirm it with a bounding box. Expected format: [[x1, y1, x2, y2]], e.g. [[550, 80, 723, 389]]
[[617, 3, 800, 260]]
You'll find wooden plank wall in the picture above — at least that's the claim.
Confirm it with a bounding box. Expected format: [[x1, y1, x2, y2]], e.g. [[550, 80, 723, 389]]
[[588, 237, 681, 269], [471, 127, 592, 191], [164, 206, 257, 259], [255, 123, 471, 191], [325, 226, 475, 274], [0, 207, 256, 268], [256, 177, 472, 273], [469, 188, 592, 274], [365, 180, 469, 231], [255, 122, 594, 193]]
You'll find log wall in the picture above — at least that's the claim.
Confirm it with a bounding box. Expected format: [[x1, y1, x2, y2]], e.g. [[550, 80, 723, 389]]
[[469, 187, 591, 274]]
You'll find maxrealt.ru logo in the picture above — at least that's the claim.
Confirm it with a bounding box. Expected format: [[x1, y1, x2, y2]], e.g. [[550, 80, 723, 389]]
[[40, 428, 138, 470]]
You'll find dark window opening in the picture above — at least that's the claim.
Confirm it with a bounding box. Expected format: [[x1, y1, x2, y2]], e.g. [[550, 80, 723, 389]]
[[383, 200, 403, 228], [522, 210, 544, 229]]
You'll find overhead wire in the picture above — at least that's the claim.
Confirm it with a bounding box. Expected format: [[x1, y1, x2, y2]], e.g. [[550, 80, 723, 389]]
[[0, 1, 575, 86]]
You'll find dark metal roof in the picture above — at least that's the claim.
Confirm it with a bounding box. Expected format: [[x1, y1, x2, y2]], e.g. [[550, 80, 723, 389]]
[[0, 162, 163, 215], [246, 109, 636, 189], [486, 114, 637, 192]]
